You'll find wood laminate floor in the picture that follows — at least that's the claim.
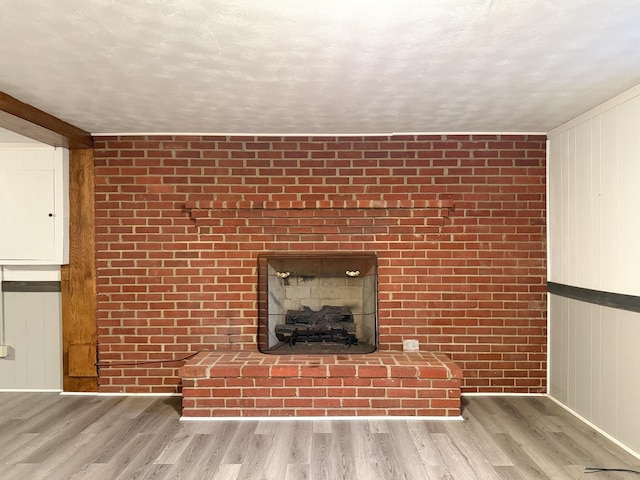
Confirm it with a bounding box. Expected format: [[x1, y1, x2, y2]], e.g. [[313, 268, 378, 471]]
[[0, 392, 638, 479]]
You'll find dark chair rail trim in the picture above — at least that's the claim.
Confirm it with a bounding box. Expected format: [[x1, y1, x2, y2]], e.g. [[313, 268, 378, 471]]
[[1, 280, 61, 293], [548, 281, 640, 314]]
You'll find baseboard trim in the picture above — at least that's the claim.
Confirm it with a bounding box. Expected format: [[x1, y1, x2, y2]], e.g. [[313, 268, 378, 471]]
[[59, 391, 182, 397], [547, 395, 640, 460], [462, 392, 547, 397], [180, 415, 465, 422], [0, 388, 62, 393]]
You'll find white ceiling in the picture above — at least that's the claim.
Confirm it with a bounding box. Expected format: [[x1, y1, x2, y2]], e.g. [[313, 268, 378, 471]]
[[1, 0, 640, 136]]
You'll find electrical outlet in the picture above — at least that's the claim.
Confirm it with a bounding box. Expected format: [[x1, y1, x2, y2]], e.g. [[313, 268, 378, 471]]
[[403, 339, 419, 352], [0, 345, 8, 358]]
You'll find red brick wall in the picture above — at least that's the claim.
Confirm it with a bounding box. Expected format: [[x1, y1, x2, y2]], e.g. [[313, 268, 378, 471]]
[[93, 134, 547, 394]]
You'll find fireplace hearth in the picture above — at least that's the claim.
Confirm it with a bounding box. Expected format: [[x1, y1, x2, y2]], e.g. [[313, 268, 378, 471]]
[[258, 254, 377, 354]]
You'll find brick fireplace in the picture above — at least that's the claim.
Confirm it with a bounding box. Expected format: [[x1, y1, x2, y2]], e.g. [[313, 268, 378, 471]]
[[93, 134, 547, 402], [257, 253, 378, 354]]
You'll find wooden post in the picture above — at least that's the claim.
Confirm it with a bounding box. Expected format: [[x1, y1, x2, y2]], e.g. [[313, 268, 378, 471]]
[[61, 148, 97, 391]]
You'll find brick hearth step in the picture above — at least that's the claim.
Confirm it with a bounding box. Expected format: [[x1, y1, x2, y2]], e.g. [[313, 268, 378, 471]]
[[179, 351, 462, 418]]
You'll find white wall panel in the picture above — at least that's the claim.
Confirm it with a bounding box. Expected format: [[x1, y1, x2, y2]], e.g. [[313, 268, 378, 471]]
[[548, 295, 640, 452], [566, 129, 578, 286], [0, 292, 62, 390], [589, 118, 602, 290], [598, 304, 619, 438], [548, 88, 640, 296], [565, 299, 577, 407], [617, 95, 640, 294], [588, 301, 603, 427], [559, 132, 570, 283], [599, 108, 619, 292], [2, 265, 60, 281], [548, 293, 564, 398], [574, 122, 592, 287], [547, 138, 563, 282], [574, 300, 592, 416], [617, 310, 640, 450]]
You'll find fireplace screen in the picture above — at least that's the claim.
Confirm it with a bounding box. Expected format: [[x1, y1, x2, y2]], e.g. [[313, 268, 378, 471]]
[[258, 254, 377, 354]]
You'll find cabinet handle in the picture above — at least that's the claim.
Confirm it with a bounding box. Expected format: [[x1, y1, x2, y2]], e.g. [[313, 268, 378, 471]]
[[48, 213, 53, 217]]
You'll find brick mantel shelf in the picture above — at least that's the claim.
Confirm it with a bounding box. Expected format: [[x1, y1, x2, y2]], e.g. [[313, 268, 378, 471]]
[[184, 198, 456, 233]]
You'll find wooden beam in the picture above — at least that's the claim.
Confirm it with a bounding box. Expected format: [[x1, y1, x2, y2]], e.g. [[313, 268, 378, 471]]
[[0, 91, 93, 149], [61, 148, 97, 392]]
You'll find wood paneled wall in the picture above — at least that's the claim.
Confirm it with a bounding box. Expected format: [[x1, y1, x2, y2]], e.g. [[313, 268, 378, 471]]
[[548, 83, 640, 455], [548, 86, 640, 295], [0, 291, 62, 389]]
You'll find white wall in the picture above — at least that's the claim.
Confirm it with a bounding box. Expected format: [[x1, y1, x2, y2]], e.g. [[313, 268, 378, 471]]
[[0, 266, 62, 390], [548, 84, 640, 455]]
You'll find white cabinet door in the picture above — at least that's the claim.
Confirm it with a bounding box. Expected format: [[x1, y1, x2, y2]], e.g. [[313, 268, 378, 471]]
[[0, 169, 55, 260], [0, 146, 68, 264]]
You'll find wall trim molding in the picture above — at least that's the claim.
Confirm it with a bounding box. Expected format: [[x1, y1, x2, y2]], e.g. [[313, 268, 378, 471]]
[[548, 83, 640, 137], [547, 281, 640, 314], [0, 389, 63, 393], [59, 392, 182, 397], [92, 131, 547, 138], [461, 392, 547, 397], [1, 280, 61, 292]]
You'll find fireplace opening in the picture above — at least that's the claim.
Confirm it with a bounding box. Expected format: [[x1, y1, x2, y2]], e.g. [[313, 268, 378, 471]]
[[258, 254, 377, 354]]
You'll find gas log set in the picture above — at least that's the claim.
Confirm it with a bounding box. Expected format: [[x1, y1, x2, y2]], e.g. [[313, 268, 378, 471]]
[[275, 305, 358, 346]]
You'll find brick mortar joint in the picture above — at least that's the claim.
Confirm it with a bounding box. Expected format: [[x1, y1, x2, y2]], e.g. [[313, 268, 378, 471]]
[[184, 199, 455, 211]]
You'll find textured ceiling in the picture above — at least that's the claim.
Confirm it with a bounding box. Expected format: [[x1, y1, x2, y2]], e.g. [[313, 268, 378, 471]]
[[1, 0, 640, 136]]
